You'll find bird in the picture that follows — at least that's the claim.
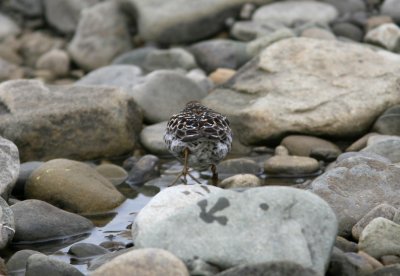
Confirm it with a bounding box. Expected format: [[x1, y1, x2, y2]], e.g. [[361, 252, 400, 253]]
[[164, 101, 232, 186]]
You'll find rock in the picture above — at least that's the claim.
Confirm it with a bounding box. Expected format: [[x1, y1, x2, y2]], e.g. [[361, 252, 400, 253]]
[[310, 154, 400, 237], [14, 161, 43, 197], [186, 68, 214, 93], [216, 158, 263, 178], [36, 49, 70, 77], [132, 70, 207, 123], [95, 164, 128, 186], [0, 197, 14, 249], [332, 22, 363, 42], [26, 253, 83, 276], [26, 159, 125, 213], [344, 252, 375, 275], [143, 48, 197, 72], [0, 13, 21, 40], [366, 16, 394, 32], [11, 199, 93, 242], [68, 243, 109, 258], [373, 105, 400, 135], [359, 217, 400, 259], [217, 261, 318, 276], [202, 37, 400, 145], [362, 137, 400, 162], [209, 68, 236, 85], [218, 174, 261, 188], [365, 23, 400, 52], [0, 42, 22, 65], [88, 248, 134, 271], [0, 79, 142, 161], [125, 155, 160, 186], [336, 151, 391, 164], [264, 155, 320, 175], [8, 0, 43, 17], [0, 58, 24, 81], [0, 136, 19, 200], [346, 133, 378, 152], [326, 248, 358, 276], [371, 264, 400, 276], [20, 31, 64, 67], [91, 248, 189, 276], [187, 258, 220, 275], [190, 39, 249, 73], [281, 135, 341, 161], [246, 28, 295, 57], [321, 0, 365, 15], [381, 0, 400, 23], [140, 121, 169, 156], [134, 186, 337, 275], [301, 28, 336, 40], [112, 47, 157, 68], [230, 20, 286, 41], [335, 237, 358, 253], [381, 255, 400, 266], [358, 251, 383, 270], [352, 204, 400, 241], [68, 1, 132, 70], [367, 134, 399, 146], [252, 1, 338, 26], [6, 249, 40, 275], [144, 175, 176, 189]]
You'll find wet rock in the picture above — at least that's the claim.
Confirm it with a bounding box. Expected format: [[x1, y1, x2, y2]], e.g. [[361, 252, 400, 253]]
[[365, 23, 400, 52], [6, 249, 40, 275], [0, 137, 19, 200], [144, 48, 197, 72], [371, 264, 400, 276], [36, 49, 70, 77], [310, 154, 400, 237], [11, 199, 93, 242], [373, 105, 400, 135], [26, 159, 125, 213], [252, 1, 338, 26], [301, 27, 336, 40], [352, 204, 400, 241], [216, 158, 263, 178], [140, 121, 169, 156], [332, 22, 363, 42], [219, 174, 261, 189], [135, 186, 337, 275], [126, 155, 160, 186], [91, 248, 189, 276], [0, 58, 24, 81], [203, 37, 400, 145], [264, 155, 319, 175], [359, 217, 400, 259], [132, 70, 207, 123], [68, 1, 132, 70], [326, 247, 358, 276], [0, 79, 142, 161], [0, 197, 14, 249], [26, 253, 83, 276], [230, 20, 286, 41], [209, 68, 236, 85], [321, 0, 365, 15], [187, 257, 220, 275], [8, 0, 43, 17], [381, 0, 400, 23], [68, 243, 109, 258], [0, 13, 21, 40], [190, 39, 249, 73], [246, 28, 295, 57], [362, 137, 400, 162], [95, 164, 128, 186]]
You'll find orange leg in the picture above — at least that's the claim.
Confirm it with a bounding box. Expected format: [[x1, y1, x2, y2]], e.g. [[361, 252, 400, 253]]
[[211, 164, 218, 186], [169, 148, 201, 186]]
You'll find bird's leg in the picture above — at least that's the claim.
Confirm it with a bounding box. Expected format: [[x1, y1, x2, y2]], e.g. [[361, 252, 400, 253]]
[[211, 164, 218, 185], [182, 147, 190, 184]]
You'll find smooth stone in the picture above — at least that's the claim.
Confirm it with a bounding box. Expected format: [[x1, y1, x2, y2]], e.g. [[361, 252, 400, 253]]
[[371, 264, 400, 276], [362, 137, 400, 162], [0, 197, 14, 249], [352, 204, 400, 241], [68, 243, 109, 258], [91, 248, 189, 276], [381, 0, 400, 23], [310, 154, 400, 237], [264, 155, 319, 175], [68, 1, 132, 70], [140, 121, 169, 155], [252, 1, 338, 26], [365, 23, 400, 52], [202, 37, 400, 145], [332, 22, 363, 42], [88, 248, 134, 271], [335, 236, 358, 253], [187, 258, 220, 275], [111, 47, 157, 68], [216, 158, 263, 177], [190, 39, 249, 74], [43, 0, 100, 34], [327, 248, 358, 276], [6, 249, 41, 275], [134, 186, 337, 275], [218, 174, 261, 188], [26, 253, 83, 276], [373, 105, 400, 135], [321, 0, 366, 15], [132, 70, 207, 123], [301, 27, 336, 40], [0, 58, 23, 81], [144, 48, 197, 72], [359, 217, 400, 259], [0, 79, 142, 161], [11, 199, 93, 242], [346, 133, 379, 152], [209, 68, 236, 85], [0, 136, 19, 200], [7, 0, 43, 17], [366, 16, 394, 32], [95, 164, 128, 186], [0, 13, 21, 40], [230, 20, 286, 41], [186, 68, 214, 93], [125, 155, 160, 186], [246, 28, 295, 57], [35, 49, 70, 77], [217, 261, 318, 276], [281, 135, 341, 161], [26, 159, 125, 213]]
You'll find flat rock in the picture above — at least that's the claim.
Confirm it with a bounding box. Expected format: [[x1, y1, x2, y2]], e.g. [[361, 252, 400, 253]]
[[264, 155, 319, 175], [139, 121, 169, 155], [359, 217, 400, 259], [203, 37, 400, 145], [218, 174, 261, 188], [0, 197, 14, 249], [134, 186, 337, 275], [26, 254, 83, 276], [362, 137, 400, 162], [11, 199, 93, 242], [373, 105, 400, 135], [0, 137, 19, 200], [365, 23, 400, 52], [310, 154, 400, 237], [91, 248, 189, 276], [0, 79, 142, 161], [68, 1, 132, 70], [26, 159, 125, 213]]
